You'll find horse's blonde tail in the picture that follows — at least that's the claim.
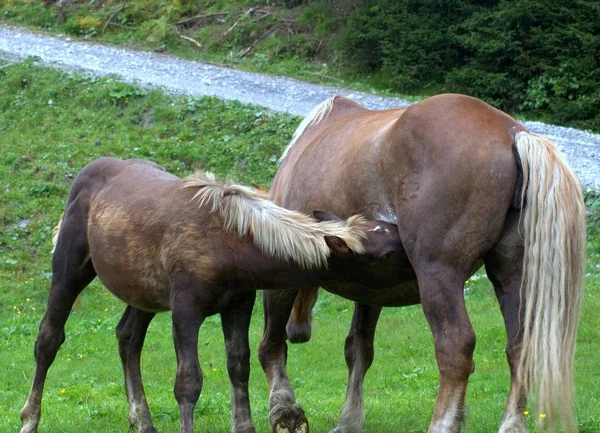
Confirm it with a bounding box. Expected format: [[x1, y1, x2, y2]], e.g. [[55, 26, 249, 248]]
[[515, 131, 586, 432], [51, 213, 64, 254]]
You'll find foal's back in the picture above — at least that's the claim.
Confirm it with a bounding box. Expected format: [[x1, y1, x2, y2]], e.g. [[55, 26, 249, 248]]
[[73, 158, 225, 312]]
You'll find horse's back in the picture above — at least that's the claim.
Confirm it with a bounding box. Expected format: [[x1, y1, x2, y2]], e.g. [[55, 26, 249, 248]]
[[272, 97, 405, 218], [273, 93, 524, 267], [71, 158, 196, 311]]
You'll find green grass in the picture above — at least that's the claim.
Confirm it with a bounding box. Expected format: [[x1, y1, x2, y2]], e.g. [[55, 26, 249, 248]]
[[1, 59, 599, 433]]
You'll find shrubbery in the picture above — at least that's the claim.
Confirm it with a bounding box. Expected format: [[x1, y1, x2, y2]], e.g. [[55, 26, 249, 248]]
[[1, 0, 598, 130], [337, 0, 600, 130]]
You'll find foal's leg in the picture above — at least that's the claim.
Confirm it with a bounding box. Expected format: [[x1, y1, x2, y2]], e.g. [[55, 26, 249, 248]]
[[259, 289, 309, 433], [116, 306, 157, 433], [21, 198, 96, 433], [484, 212, 527, 433], [220, 291, 257, 433], [171, 293, 205, 433], [330, 303, 382, 433]]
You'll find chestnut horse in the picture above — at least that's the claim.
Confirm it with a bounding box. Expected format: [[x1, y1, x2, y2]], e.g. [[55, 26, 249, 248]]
[[258, 94, 586, 433], [20, 157, 405, 433]]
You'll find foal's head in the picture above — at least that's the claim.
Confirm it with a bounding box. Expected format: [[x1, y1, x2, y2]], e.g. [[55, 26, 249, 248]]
[[312, 210, 407, 284]]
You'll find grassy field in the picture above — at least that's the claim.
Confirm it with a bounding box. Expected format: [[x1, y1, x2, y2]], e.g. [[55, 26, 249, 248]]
[[1, 60, 599, 433]]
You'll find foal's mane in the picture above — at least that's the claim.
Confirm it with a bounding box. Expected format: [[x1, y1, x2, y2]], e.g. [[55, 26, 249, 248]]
[[278, 96, 337, 165], [183, 172, 367, 269]]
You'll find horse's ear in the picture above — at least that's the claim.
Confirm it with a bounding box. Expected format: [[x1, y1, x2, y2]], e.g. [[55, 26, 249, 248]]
[[324, 236, 351, 256], [313, 210, 343, 222]]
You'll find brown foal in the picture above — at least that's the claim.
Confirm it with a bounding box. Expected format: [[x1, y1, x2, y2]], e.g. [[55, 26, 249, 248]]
[[20, 157, 405, 433]]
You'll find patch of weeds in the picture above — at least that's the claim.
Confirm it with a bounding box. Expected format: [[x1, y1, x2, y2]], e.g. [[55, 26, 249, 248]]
[[104, 78, 147, 107], [585, 188, 600, 236]]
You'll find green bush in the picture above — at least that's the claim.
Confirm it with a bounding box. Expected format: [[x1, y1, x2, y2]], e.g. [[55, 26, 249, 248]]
[[2, 0, 598, 130], [337, 0, 600, 130]]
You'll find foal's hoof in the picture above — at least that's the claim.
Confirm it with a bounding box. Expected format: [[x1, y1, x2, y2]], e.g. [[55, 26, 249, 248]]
[[271, 405, 309, 433]]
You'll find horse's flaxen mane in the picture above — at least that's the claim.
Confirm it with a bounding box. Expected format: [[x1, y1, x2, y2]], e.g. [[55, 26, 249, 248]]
[[278, 96, 338, 165], [183, 172, 367, 269]]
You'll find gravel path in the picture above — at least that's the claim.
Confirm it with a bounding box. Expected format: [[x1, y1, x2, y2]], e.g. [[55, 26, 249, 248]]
[[1, 24, 599, 188]]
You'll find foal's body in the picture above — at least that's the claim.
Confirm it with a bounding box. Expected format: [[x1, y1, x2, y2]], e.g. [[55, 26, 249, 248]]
[[259, 94, 586, 433], [20, 158, 402, 433]]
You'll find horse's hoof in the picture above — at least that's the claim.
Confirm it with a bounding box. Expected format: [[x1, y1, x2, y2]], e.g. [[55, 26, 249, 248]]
[[286, 322, 312, 344], [271, 405, 309, 433]]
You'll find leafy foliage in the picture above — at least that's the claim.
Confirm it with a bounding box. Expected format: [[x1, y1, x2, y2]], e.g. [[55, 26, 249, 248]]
[[1, 1, 598, 129], [585, 189, 600, 236], [338, 0, 600, 130]]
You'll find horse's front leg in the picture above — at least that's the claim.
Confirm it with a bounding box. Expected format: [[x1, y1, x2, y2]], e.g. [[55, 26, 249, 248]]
[[171, 291, 205, 433], [286, 287, 319, 344], [418, 265, 476, 433], [115, 306, 157, 433], [259, 289, 309, 433], [330, 303, 382, 433], [220, 291, 257, 433]]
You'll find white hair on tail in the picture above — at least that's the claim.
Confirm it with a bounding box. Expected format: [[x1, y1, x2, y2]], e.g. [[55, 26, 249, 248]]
[[183, 171, 366, 269], [50, 213, 64, 254], [278, 96, 337, 165], [514, 130, 586, 433]]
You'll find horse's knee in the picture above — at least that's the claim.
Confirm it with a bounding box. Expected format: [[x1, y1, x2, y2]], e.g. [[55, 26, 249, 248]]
[[174, 363, 202, 404], [435, 328, 476, 379], [34, 321, 65, 360], [259, 339, 287, 372], [227, 351, 250, 383]]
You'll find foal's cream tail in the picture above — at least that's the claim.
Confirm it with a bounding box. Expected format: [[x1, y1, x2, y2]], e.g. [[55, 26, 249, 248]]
[[50, 213, 64, 253], [515, 131, 586, 432]]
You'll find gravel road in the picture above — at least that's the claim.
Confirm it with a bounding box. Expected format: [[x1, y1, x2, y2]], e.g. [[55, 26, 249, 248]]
[[1, 23, 598, 188]]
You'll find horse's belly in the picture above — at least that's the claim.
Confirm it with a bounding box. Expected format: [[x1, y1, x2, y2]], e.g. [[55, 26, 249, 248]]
[[324, 281, 420, 307], [93, 269, 171, 313], [88, 218, 171, 312]]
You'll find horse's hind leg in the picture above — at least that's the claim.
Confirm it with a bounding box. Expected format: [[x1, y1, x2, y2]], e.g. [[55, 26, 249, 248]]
[[220, 291, 257, 433], [330, 303, 382, 433], [259, 289, 308, 433], [411, 262, 476, 433], [484, 211, 527, 433], [20, 196, 96, 433], [116, 306, 157, 433]]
